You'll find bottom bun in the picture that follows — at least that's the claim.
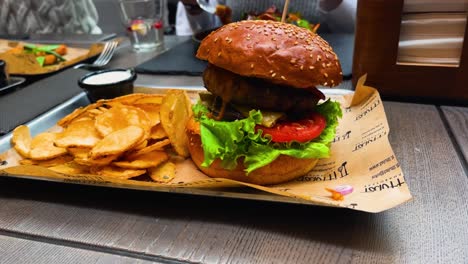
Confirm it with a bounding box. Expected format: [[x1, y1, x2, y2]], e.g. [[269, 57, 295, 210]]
[[186, 117, 319, 185]]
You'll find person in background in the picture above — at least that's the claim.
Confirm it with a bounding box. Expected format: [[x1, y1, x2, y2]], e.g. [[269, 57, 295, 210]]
[[176, 0, 223, 36], [0, 0, 102, 35], [176, 0, 356, 36]]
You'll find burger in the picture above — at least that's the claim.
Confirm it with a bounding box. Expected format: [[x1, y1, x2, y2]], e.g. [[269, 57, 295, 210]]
[[186, 20, 343, 185]]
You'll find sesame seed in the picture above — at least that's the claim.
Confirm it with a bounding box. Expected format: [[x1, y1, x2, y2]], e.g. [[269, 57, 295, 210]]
[[309, 66, 315, 70], [290, 59, 296, 64], [217, 52, 221, 57], [324, 73, 328, 77], [309, 54, 313, 58], [317, 55, 322, 61], [272, 73, 277, 77], [324, 82, 328, 86], [270, 70, 274, 73], [294, 41, 298, 45], [281, 76, 287, 80], [331, 80, 335, 84], [322, 63, 326, 68], [214, 38, 218, 43], [300, 65, 304, 70], [251, 63, 254, 68], [340, 71, 343, 75]]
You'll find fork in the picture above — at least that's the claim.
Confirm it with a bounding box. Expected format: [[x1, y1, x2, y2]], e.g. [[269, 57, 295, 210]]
[[73, 41, 118, 69]]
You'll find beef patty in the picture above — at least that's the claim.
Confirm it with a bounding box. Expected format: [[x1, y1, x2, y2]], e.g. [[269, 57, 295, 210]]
[[202, 64, 325, 113]]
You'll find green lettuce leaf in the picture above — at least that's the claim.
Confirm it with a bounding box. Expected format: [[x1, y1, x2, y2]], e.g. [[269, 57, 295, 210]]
[[36, 56, 45, 66], [296, 19, 311, 30], [193, 99, 342, 174]]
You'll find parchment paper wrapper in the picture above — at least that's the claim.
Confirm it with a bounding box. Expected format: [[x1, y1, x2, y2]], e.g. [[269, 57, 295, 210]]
[[0, 40, 104, 75], [0, 75, 412, 213]]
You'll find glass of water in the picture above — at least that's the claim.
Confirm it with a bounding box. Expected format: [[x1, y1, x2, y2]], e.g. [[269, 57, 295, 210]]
[[118, 0, 165, 52]]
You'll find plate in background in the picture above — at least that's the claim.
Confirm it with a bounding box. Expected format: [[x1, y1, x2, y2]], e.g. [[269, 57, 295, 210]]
[[0, 76, 26, 94]]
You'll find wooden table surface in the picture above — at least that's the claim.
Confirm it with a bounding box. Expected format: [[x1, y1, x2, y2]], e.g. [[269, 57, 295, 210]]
[[0, 36, 467, 264]]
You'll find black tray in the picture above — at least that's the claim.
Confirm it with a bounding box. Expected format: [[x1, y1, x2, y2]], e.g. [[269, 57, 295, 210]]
[[0, 77, 26, 94]]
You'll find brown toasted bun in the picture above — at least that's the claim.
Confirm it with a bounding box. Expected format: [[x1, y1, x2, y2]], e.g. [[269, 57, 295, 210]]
[[196, 20, 342, 88], [186, 117, 318, 185]]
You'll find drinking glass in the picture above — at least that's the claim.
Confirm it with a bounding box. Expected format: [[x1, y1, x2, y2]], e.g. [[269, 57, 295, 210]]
[[118, 0, 165, 51]]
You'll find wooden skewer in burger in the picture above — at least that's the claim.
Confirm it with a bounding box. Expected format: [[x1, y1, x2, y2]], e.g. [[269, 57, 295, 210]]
[[187, 17, 343, 185]]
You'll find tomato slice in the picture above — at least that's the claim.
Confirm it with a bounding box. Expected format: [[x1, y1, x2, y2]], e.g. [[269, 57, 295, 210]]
[[256, 112, 326, 143]]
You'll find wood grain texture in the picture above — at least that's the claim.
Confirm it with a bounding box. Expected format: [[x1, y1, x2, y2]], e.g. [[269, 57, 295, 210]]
[[350, 102, 468, 263], [0, 102, 467, 263], [441, 106, 468, 163], [353, 0, 468, 104], [0, 234, 156, 264]]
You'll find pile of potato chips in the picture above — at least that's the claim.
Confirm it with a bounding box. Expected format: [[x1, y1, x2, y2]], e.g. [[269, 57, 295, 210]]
[[10, 90, 192, 183]]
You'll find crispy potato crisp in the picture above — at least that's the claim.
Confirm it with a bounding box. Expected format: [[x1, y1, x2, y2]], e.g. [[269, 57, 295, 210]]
[[9, 91, 192, 183]]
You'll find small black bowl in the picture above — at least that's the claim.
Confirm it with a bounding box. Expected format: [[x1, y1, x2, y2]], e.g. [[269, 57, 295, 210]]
[[0, 60, 9, 88], [78, 68, 137, 102]]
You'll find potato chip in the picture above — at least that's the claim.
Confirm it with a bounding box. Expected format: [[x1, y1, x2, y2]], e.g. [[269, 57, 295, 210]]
[[133, 103, 161, 126], [11, 125, 32, 158], [94, 105, 151, 137], [71, 116, 94, 123], [126, 138, 171, 159], [150, 124, 167, 140], [98, 106, 108, 111], [134, 140, 148, 150], [114, 150, 168, 169], [29, 132, 68, 160], [133, 95, 164, 105], [57, 101, 104, 127], [89, 126, 144, 159], [54, 119, 101, 148], [160, 90, 192, 157], [57, 107, 86, 127], [19, 155, 74, 167], [90, 165, 146, 179], [67, 147, 91, 159], [10, 90, 194, 182], [148, 161, 176, 183], [104, 93, 150, 105], [75, 154, 119, 166], [87, 108, 104, 116], [49, 162, 90, 175]]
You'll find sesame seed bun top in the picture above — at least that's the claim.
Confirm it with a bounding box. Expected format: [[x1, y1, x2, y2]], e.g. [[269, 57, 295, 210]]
[[196, 20, 343, 89]]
